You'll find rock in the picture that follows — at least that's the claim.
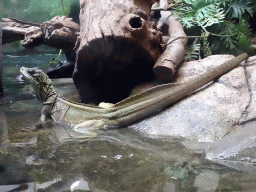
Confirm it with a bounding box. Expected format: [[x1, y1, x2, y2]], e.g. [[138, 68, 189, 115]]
[[152, 54, 256, 166], [239, 55, 256, 123], [204, 121, 256, 174], [186, 55, 256, 166], [193, 170, 220, 192], [130, 55, 250, 142], [206, 121, 256, 161]]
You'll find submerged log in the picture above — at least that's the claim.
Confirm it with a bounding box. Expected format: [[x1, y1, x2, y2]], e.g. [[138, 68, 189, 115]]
[[73, 0, 163, 104]]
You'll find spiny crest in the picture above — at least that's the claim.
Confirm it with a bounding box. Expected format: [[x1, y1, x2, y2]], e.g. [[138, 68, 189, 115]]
[[37, 70, 54, 102], [39, 70, 53, 88]]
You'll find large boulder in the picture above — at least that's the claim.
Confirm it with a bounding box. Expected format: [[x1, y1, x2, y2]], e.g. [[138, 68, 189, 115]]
[[139, 54, 256, 166], [130, 55, 250, 142], [202, 56, 256, 167]]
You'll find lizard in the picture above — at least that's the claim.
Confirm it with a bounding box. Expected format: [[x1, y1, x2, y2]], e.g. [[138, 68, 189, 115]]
[[20, 53, 248, 132]]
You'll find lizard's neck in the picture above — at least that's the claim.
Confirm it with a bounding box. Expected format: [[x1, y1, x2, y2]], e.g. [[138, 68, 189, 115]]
[[38, 84, 56, 103], [41, 92, 58, 116]]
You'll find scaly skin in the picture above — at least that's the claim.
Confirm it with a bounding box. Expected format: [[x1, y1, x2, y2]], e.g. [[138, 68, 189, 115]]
[[20, 53, 248, 131]]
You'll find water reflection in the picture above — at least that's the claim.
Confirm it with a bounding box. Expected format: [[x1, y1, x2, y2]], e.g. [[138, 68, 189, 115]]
[[1, 53, 256, 191], [0, 123, 251, 191]]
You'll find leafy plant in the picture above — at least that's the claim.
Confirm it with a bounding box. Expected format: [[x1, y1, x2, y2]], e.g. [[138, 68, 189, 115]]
[[164, 0, 254, 58], [49, 49, 64, 67], [172, 0, 225, 29], [220, 0, 253, 19], [185, 38, 201, 61]]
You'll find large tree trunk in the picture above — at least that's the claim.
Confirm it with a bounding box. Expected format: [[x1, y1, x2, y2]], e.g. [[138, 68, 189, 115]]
[[1, 0, 188, 103], [74, 0, 163, 104]]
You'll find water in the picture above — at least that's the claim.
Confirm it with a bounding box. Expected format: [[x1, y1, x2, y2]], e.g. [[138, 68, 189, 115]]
[[1, 53, 256, 192]]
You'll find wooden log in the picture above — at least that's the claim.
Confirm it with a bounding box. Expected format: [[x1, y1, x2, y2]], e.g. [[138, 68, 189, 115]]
[[74, 0, 163, 104], [23, 16, 80, 50], [77, 0, 161, 62], [153, 0, 188, 80], [1, 17, 40, 44], [2, 17, 79, 50], [2, 17, 79, 78], [153, 16, 187, 80]]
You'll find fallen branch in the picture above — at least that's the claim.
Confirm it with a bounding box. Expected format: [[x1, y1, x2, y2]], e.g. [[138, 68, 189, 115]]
[[1, 16, 79, 50], [153, 15, 188, 80]]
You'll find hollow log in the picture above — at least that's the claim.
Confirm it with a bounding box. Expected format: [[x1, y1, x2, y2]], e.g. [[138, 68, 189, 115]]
[[74, 0, 163, 104]]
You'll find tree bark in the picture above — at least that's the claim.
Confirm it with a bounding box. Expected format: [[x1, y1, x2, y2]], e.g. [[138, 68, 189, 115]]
[[74, 0, 163, 104]]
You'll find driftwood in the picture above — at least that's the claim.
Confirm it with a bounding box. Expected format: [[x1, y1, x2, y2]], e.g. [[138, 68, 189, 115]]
[[1, 0, 188, 103], [23, 16, 80, 50], [2, 16, 79, 64], [2, 17, 40, 44], [2, 17, 79, 49], [154, 16, 187, 79], [152, 0, 187, 80]]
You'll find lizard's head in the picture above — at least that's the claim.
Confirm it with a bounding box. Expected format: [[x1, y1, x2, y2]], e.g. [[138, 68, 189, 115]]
[[20, 67, 54, 102]]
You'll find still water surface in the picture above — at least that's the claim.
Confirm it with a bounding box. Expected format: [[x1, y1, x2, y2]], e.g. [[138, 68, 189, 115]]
[[1, 53, 256, 191]]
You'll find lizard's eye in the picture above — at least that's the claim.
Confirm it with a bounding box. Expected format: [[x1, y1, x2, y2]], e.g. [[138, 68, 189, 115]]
[[28, 68, 36, 75]]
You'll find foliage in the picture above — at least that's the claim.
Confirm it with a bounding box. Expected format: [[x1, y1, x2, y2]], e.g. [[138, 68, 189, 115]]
[[185, 38, 201, 61], [219, 0, 253, 19], [213, 18, 253, 55], [169, 0, 254, 58], [171, 0, 225, 29], [49, 49, 64, 67]]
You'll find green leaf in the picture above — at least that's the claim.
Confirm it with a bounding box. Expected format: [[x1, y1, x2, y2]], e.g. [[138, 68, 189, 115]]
[[172, 0, 225, 28], [222, 0, 253, 19], [185, 38, 201, 61]]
